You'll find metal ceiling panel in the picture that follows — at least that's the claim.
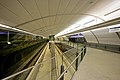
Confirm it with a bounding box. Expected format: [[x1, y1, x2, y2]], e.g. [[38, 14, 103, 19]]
[[0, 16, 15, 26], [0, 0, 119, 38], [0, 4, 21, 26], [18, 0, 41, 19], [36, 0, 49, 17], [49, 17, 55, 25], [0, 0, 32, 22], [18, 22, 39, 31], [49, 0, 59, 15], [35, 20, 45, 28], [64, 0, 79, 14], [54, 16, 62, 25], [76, 0, 97, 13], [57, 0, 70, 14], [43, 18, 49, 26], [70, 0, 87, 13]]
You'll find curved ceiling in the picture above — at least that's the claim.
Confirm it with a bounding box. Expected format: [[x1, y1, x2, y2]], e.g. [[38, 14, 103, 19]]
[[0, 0, 120, 37]]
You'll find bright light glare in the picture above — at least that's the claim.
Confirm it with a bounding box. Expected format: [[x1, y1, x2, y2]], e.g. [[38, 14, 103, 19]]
[[55, 16, 103, 37], [7, 41, 11, 44], [91, 24, 120, 32], [0, 23, 43, 36], [108, 24, 120, 28], [0, 24, 12, 28]]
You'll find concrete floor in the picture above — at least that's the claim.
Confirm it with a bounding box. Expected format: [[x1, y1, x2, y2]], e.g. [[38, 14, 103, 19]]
[[35, 44, 51, 80], [72, 47, 120, 80]]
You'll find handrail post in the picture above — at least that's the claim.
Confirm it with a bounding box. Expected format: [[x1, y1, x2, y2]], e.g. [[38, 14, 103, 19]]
[[75, 52, 78, 71], [60, 65, 64, 80], [81, 48, 84, 61], [60, 43, 64, 80], [76, 42, 79, 71], [84, 45, 86, 56]]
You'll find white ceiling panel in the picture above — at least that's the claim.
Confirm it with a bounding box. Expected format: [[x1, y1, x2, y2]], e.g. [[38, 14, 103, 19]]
[[0, 4, 21, 26], [35, 20, 45, 28], [54, 16, 62, 25], [71, 0, 87, 13], [49, 0, 59, 15], [59, 15, 70, 25], [18, 0, 41, 19], [0, 17, 16, 26], [77, 0, 98, 14], [0, 0, 120, 38], [42, 18, 49, 26], [36, 0, 49, 17], [0, 0, 32, 22], [71, 0, 90, 13], [49, 17, 55, 25], [59, 15, 80, 27], [57, 0, 70, 14], [18, 22, 39, 31], [64, 0, 79, 14]]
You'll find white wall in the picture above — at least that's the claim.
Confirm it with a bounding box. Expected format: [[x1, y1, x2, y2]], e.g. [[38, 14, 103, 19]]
[[82, 31, 98, 43], [82, 28, 120, 45], [92, 28, 120, 45]]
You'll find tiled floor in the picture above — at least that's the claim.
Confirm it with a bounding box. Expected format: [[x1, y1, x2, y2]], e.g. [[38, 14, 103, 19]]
[[72, 47, 120, 80]]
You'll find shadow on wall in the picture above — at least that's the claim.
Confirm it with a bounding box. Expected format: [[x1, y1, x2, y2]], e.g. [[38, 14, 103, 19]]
[[87, 43, 120, 53]]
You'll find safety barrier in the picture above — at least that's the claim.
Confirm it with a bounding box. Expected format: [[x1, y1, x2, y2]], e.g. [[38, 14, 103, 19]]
[[2, 41, 86, 80], [55, 41, 86, 80]]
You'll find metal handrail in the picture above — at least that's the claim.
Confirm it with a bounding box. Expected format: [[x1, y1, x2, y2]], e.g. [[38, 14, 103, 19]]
[[57, 47, 85, 80], [2, 41, 86, 80], [2, 56, 56, 80], [2, 45, 56, 80]]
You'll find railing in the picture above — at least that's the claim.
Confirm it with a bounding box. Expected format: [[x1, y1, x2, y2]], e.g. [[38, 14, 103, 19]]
[[55, 42, 86, 80], [2, 41, 86, 80]]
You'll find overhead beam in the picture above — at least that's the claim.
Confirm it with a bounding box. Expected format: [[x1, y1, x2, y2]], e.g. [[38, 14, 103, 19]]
[[60, 17, 120, 36]]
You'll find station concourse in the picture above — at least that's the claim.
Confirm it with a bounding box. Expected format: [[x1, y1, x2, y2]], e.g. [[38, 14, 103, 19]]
[[0, 0, 120, 80]]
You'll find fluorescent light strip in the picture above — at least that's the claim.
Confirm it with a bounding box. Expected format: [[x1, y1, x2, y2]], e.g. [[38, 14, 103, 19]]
[[0, 23, 40, 36], [0, 24, 12, 28]]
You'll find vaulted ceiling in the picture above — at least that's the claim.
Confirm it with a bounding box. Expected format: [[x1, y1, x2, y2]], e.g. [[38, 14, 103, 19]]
[[0, 0, 120, 37]]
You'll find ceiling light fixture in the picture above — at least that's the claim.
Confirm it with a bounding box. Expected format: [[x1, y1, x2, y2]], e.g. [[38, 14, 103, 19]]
[[0, 23, 42, 37], [0, 24, 12, 29]]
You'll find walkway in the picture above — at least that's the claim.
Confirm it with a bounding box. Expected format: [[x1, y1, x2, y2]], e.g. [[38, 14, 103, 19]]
[[72, 47, 120, 80], [35, 44, 51, 80]]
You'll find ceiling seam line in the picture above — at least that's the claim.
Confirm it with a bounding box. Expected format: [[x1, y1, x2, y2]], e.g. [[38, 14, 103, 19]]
[[57, 0, 82, 32], [70, 0, 81, 13], [14, 13, 105, 28], [53, 0, 61, 26], [57, 0, 72, 26], [31, 23, 62, 32], [0, 2, 23, 22], [65, 0, 90, 28], [116, 32, 120, 39], [36, 27, 62, 34], [17, 0, 41, 31], [77, 0, 90, 13], [55, 0, 73, 34], [70, 0, 92, 26], [48, 0, 50, 34], [34, 0, 46, 26], [90, 30, 99, 44]]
